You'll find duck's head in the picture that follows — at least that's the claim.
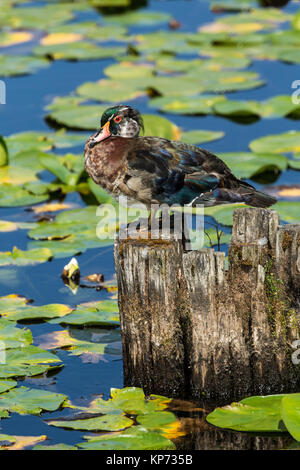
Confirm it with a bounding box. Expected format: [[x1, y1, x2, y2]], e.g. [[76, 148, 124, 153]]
[[89, 105, 144, 149]]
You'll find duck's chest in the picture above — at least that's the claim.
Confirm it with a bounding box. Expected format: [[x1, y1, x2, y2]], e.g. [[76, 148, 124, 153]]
[[84, 137, 129, 193]]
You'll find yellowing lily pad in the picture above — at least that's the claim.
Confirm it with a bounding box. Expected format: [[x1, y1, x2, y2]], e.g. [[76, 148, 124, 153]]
[[0, 434, 47, 450], [0, 31, 33, 47], [40, 32, 84, 46]]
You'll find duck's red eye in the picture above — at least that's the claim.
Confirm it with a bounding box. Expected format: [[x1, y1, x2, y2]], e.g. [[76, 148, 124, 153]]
[[114, 115, 122, 123]]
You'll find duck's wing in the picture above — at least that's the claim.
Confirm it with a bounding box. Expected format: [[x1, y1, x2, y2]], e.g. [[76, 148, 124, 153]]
[[126, 137, 240, 205], [127, 137, 276, 207]]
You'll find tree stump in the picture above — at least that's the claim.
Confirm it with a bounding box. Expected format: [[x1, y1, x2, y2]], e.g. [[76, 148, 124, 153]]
[[114, 208, 300, 400]]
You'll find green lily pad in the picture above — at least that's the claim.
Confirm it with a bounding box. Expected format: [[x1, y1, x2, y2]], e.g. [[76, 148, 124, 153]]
[[273, 201, 300, 223], [77, 425, 175, 450], [33, 42, 126, 61], [47, 414, 133, 431], [1, 302, 72, 322], [33, 443, 78, 450], [292, 10, 300, 32], [0, 55, 49, 77], [218, 152, 287, 179], [214, 96, 300, 119], [249, 131, 300, 155], [49, 301, 119, 326], [104, 62, 154, 80], [181, 130, 225, 145], [0, 319, 32, 348], [38, 153, 84, 186], [0, 386, 67, 415], [103, 10, 171, 26], [143, 114, 180, 140], [48, 21, 127, 42], [149, 95, 227, 115], [207, 394, 287, 432], [0, 345, 61, 379], [280, 394, 300, 442], [0, 379, 17, 394], [0, 165, 39, 185], [0, 247, 52, 266], [80, 387, 171, 416], [136, 411, 177, 430], [4, 130, 89, 158], [205, 204, 247, 226], [28, 237, 87, 259], [0, 4, 80, 30], [77, 78, 146, 103], [47, 103, 107, 130], [0, 184, 49, 207]]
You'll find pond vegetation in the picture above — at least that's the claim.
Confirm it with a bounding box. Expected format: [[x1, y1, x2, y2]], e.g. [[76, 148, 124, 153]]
[[0, 0, 300, 450]]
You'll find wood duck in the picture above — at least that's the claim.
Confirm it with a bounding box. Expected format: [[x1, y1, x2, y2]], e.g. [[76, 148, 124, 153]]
[[84, 105, 276, 218]]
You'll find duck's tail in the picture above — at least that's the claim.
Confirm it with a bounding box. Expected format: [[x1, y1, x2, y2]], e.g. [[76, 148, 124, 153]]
[[245, 188, 277, 208], [216, 183, 277, 208]]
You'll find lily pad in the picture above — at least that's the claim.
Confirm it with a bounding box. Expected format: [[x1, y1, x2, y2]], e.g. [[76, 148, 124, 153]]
[[214, 96, 300, 119], [0, 246, 52, 266], [206, 394, 287, 432], [0, 345, 61, 379], [0, 434, 47, 450], [249, 131, 300, 155], [77, 78, 146, 103], [33, 42, 126, 61], [181, 130, 224, 145], [103, 10, 171, 26], [149, 95, 226, 115], [0, 55, 49, 77], [0, 379, 17, 394], [47, 414, 133, 431], [77, 425, 175, 450], [0, 4, 79, 30], [273, 201, 300, 223], [0, 319, 32, 348], [218, 152, 287, 179], [0, 386, 67, 415], [280, 394, 300, 442], [38, 153, 84, 186], [0, 184, 49, 207], [33, 443, 78, 450], [205, 204, 247, 226], [49, 300, 119, 326], [1, 302, 72, 322]]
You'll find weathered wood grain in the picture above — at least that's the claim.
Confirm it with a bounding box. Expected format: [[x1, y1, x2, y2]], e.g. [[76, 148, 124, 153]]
[[114, 208, 300, 400]]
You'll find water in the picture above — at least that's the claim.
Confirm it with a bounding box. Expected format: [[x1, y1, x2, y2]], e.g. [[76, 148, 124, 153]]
[[0, 0, 299, 450]]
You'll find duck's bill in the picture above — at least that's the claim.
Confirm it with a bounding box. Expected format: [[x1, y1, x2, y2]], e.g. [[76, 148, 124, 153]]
[[89, 121, 111, 148]]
